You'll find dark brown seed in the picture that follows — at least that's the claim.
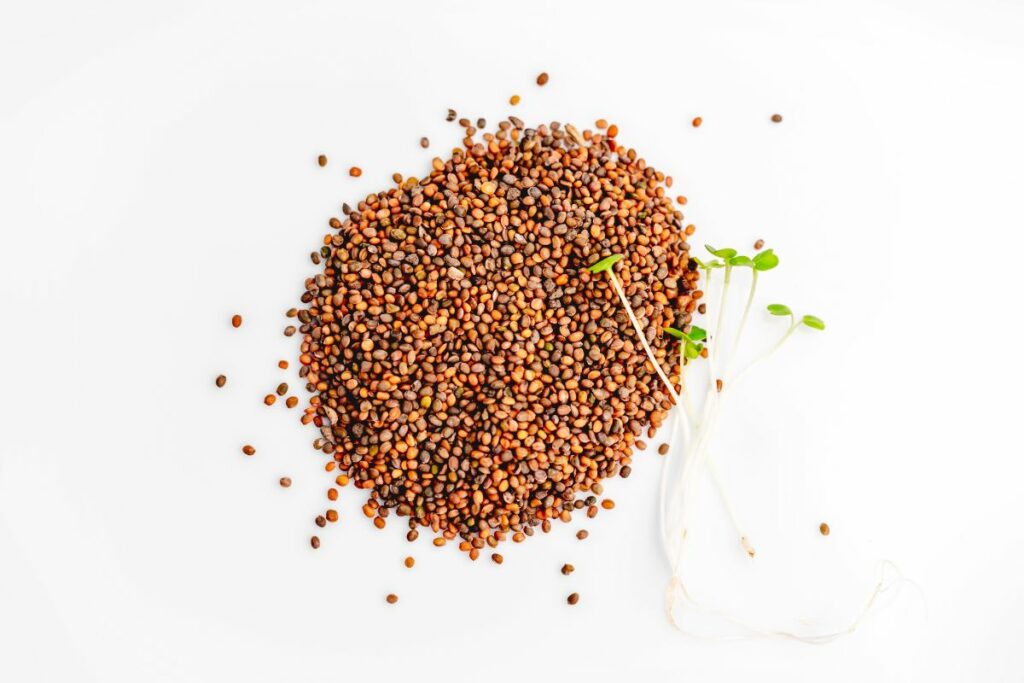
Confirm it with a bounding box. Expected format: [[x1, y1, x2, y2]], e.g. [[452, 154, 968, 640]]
[[458, 118, 470, 127], [386, 593, 398, 604], [567, 592, 579, 605], [310, 536, 320, 549], [561, 563, 575, 575], [820, 522, 830, 536], [446, 108, 456, 122], [215, 374, 226, 388], [317, 154, 327, 167], [576, 530, 589, 541], [276, 382, 288, 396], [620, 465, 631, 478], [231, 314, 242, 328], [771, 114, 783, 123], [698, 303, 707, 315], [315, 515, 326, 527], [284, 326, 296, 336], [279, 477, 291, 487], [536, 72, 549, 86], [491, 553, 503, 564], [419, 137, 429, 149], [404, 556, 415, 568], [754, 239, 765, 250], [692, 117, 703, 128], [242, 445, 255, 456], [716, 379, 723, 392], [658, 443, 669, 455], [349, 166, 361, 177], [476, 117, 486, 129]]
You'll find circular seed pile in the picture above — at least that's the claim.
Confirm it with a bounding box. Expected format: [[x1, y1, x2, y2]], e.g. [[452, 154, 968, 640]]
[[296, 119, 699, 552]]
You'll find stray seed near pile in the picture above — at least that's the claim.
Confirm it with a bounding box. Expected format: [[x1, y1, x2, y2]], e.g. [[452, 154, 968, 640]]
[[349, 166, 362, 177], [276, 382, 288, 396], [576, 530, 589, 541], [278, 360, 289, 369], [242, 445, 255, 456], [264, 394, 276, 406], [536, 71, 549, 86], [215, 374, 226, 388], [231, 314, 242, 328], [601, 499, 615, 510], [491, 553, 504, 564], [509, 94, 520, 105], [567, 592, 580, 605], [286, 396, 298, 408], [326, 509, 338, 522], [284, 325, 296, 337], [658, 443, 669, 455], [676, 195, 688, 205], [716, 378, 723, 392], [446, 108, 456, 122], [297, 119, 697, 553], [420, 137, 429, 149], [820, 522, 830, 536], [315, 515, 326, 527], [561, 563, 575, 575], [386, 593, 398, 604], [310, 536, 320, 549], [771, 113, 783, 123], [279, 477, 292, 488], [754, 239, 765, 250], [318, 154, 327, 167], [404, 556, 415, 568], [692, 117, 703, 128]]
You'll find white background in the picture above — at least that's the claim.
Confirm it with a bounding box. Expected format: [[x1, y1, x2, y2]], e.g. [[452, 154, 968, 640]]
[[2, 1, 1023, 681]]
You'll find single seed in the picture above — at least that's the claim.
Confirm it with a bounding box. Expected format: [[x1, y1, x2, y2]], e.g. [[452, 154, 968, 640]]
[[349, 166, 362, 177], [576, 530, 589, 540], [404, 556, 415, 568], [286, 308, 297, 318], [327, 488, 338, 501], [276, 382, 288, 396], [476, 117, 486, 129], [317, 154, 327, 167], [420, 137, 429, 148], [601, 499, 615, 510], [310, 536, 320, 549], [561, 563, 575, 575], [676, 195, 688, 205], [658, 443, 669, 455], [536, 72, 549, 86], [242, 445, 255, 456], [771, 113, 783, 123], [509, 94, 520, 105], [284, 326, 296, 336], [446, 108, 456, 121], [386, 593, 398, 604], [491, 553, 503, 564], [716, 379, 723, 392], [595, 118, 607, 129], [215, 374, 226, 388], [231, 314, 242, 328], [820, 522, 830, 536], [279, 477, 291, 488], [754, 239, 765, 250], [315, 515, 326, 527], [692, 117, 703, 127], [285, 396, 298, 409], [607, 124, 618, 137], [326, 509, 338, 522], [567, 592, 579, 605], [264, 394, 276, 406], [278, 360, 288, 369]]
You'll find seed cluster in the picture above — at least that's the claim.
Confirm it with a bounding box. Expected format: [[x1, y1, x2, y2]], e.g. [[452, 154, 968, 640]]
[[296, 119, 699, 552]]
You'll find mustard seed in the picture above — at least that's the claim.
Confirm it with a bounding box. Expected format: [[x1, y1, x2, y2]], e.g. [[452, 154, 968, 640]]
[[231, 314, 242, 328], [215, 374, 226, 388], [771, 113, 783, 123], [242, 445, 255, 456], [536, 71, 549, 86], [567, 592, 579, 605], [317, 154, 327, 167], [279, 477, 291, 487], [820, 522, 830, 536], [386, 593, 398, 604]]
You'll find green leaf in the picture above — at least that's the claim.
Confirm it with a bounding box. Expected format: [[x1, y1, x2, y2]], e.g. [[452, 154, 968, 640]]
[[753, 249, 779, 271], [663, 326, 687, 340], [729, 255, 753, 267], [767, 304, 792, 316], [705, 244, 737, 259], [706, 260, 725, 269], [684, 341, 704, 359], [693, 257, 707, 269], [801, 315, 826, 331], [687, 326, 707, 342], [587, 254, 623, 274]]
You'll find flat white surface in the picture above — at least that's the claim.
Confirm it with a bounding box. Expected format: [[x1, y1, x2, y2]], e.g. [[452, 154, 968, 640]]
[[2, 1, 1023, 681]]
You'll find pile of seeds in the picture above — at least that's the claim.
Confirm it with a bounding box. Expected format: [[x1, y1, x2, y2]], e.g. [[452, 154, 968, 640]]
[[296, 119, 699, 553]]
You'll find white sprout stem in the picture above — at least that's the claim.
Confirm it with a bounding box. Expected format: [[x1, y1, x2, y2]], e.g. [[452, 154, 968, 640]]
[[708, 265, 732, 391], [729, 268, 758, 363], [607, 270, 680, 404], [726, 320, 799, 395]]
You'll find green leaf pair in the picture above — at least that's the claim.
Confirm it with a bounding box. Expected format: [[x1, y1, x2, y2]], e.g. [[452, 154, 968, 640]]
[[664, 325, 707, 359], [587, 254, 623, 274], [766, 304, 826, 330]]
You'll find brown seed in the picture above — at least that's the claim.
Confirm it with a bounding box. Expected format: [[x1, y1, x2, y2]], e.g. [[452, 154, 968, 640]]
[[754, 239, 765, 250], [595, 118, 608, 130], [601, 499, 615, 510], [348, 166, 362, 177], [386, 593, 398, 604], [215, 374, 226, 388], [820, 522, 830, 536], [692, 117, 703, 128], [315, 515, 326, 527], [285, 396, 298, 408], [446, 108, 457, 121], [771, 114, 783, 123], [263, 394, 276, 406], [404, 556, 415, 568], [283, 326, 296, 336], [567, 592, 579, 605], [658, 443, 669, 455], [420, 137, 429, 148], [278, 360, 289, 369], [476, 118, 486, 129], [561, 563, 575, 575], [509, 94, 520, 105], [242, 445, 255, 456], [317, 154, 327, 167], [327, 488, 338, 501], [536, 72, 549, 86], [576, 530, 589, 541], [716, 379, 723, 392], [279, 477, 291, 487], [326, 509, 338, 522], [676, 195, 688, 205], [491, 553, 503, 564], [310, 536, 320, 549], [607, 124, 618, 137], [275, 382, 288, 396], [231, 314, 242, 328]]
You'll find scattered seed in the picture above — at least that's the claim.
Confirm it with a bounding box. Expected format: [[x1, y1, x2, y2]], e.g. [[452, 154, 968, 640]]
[[242, 445, 255, 456], [716, 379, 723, 392], [284, 325, 296, 336], [278, 360, 289, 369], [386, 593, 398, 604], [676, 195, 688, 205], [536, 72, 549, 86], [310, 536, 320, 549], [561, 563, 575, 575], [692, 117, 703, 128], [576, 530, 589, 541], [420, 137, 429, 149], [264, 394, 276, 406], [658, 443, 669, 455], [601, 499, 615, 510], [509, 94, 520, 105], [404, 556, 415, 568], [279, 477, 291, 487], [595, 118, 608, 129], [315, 515, 326, 527], [275, 382, 288, 396], [491, 553, 503, 564], [317, 154, 327, 167], [349, 166, 362, 177], [215, 374, 226, 388], [567, 592, 579, 605], [231, 314, 242, 328], [446, 108, 456, 122], [607, 124, 618, 137], [285, 396, 298, 408], [820, 522, 830, 536], [754, 239, 765, 250], [326, 509, 338, 522], [771, 114, 783, 123]]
